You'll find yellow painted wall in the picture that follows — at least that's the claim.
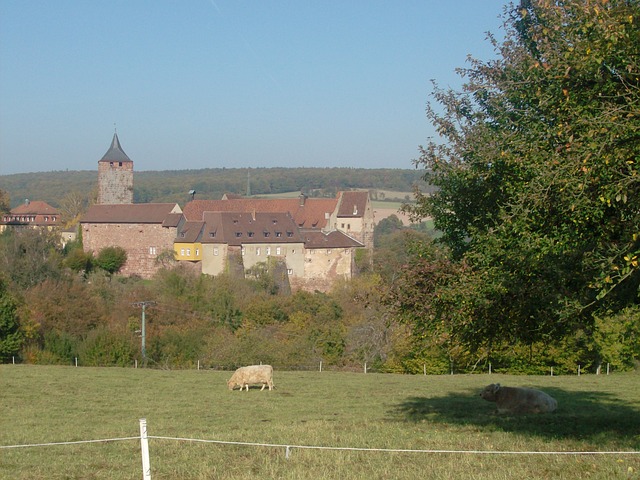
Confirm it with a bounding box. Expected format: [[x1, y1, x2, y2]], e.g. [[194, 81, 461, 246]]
[[174, 242, 202, 261]]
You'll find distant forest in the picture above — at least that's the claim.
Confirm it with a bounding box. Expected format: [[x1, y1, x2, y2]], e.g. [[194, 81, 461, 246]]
[[0, 168, 430, 209]]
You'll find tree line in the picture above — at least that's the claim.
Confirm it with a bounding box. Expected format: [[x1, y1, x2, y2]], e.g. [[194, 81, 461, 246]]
[[0, 167, 427, 211]]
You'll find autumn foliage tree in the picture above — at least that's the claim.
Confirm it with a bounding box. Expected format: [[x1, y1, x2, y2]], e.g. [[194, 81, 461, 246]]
[[398, 0, 640, 369]]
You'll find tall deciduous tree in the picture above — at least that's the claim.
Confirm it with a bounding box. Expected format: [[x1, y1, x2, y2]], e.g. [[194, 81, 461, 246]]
[[0, 278, 23, 362], [0, 189, 10, 214], [0, 229, 64, 289], [400, 0, 640, 361]]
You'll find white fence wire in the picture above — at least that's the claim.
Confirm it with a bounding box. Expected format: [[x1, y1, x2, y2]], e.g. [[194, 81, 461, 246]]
[[2, 417, 639, 480]]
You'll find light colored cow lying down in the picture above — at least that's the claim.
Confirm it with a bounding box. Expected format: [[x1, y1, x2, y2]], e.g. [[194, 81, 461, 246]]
[[227, 365, 274, 391], [480, 383, 557, 414]]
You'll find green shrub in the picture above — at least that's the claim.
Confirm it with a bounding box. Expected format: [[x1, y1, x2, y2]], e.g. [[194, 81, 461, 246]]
[[77, 328, 135, 366], [42, 330, 78, 364]]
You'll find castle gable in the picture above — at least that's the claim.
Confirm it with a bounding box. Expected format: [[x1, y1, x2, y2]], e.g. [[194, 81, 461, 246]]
[[336, 191, 369, 217], [301, 229, 364, 249]]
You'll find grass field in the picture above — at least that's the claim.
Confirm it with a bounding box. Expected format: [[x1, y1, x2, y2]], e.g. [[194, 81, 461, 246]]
[[1, 366, 639, 479]]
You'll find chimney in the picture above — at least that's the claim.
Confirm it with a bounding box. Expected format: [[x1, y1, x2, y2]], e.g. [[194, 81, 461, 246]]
[[299, 192, 306, 206], [25, 199, 30, 205]]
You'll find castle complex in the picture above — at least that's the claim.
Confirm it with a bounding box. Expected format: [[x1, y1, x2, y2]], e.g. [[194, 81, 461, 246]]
[[81, 134, 373, 291]]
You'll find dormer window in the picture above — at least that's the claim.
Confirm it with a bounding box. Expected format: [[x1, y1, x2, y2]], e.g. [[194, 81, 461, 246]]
[[235, 232, 242, 237], [209, 232, 216, 238], [353, 205, 358, 215], [181, 232, 186, 238], [275, 232, 282, 237], [287, 231, 293, 237], [248, 232, 254, 237], [264, 231, 270, 237]]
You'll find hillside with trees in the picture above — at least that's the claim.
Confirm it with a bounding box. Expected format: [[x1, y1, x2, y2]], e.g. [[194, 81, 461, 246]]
[[0, 168, 428, 210]]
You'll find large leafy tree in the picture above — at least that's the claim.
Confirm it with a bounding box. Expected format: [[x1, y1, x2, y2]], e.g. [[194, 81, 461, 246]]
[[0, 229, 64, 289], [400, 0, 639, 361]]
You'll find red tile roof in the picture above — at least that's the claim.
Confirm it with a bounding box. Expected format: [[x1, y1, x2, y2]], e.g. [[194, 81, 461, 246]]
[[81, 203, 182, 224], [183, 197, 339, 229], [11, 200, 58, 215]]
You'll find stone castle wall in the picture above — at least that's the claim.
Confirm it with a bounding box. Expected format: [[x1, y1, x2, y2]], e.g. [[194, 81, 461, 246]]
[[83, 222, 176, 278]]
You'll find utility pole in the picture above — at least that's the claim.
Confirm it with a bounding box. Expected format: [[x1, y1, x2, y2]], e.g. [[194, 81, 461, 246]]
[[132, 301, 156, 366]]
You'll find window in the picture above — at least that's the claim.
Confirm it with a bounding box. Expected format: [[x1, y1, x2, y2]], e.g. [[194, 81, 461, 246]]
[[180, 248, 185, 256], [326, 249, 332, 255], [287, 231, 293, 237], [209, 232, 216, 238], [195, 249, 199, 256], [256, 247, 261, 256], [276, 247, 281, 255], [264, 231, 270, 237], [275, 231, 282, 237], [235, 232, 242, 237], [186, 249, 191, 256], [287, 269, 293, 275], [266, 247, 271, 255], [241, 247, 246, 256], [149, 246, 157, 255], [341, 223, 345, 229], [248, 232, 254, 237], [213, 247, 219, 256], [181, 232, 186, 238]]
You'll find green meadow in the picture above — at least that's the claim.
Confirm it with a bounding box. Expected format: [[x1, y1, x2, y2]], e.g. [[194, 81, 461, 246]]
[[1, 365, 639, 479]]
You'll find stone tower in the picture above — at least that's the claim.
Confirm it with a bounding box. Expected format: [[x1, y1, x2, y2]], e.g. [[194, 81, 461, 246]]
[[97, 133, 134, 204]]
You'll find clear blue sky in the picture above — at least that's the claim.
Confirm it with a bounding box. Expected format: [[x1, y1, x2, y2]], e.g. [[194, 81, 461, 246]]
[[0, 1, 510, 175]]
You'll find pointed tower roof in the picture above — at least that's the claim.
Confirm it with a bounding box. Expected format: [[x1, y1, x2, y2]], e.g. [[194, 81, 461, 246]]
[[99, 133, 132, 163]]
